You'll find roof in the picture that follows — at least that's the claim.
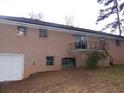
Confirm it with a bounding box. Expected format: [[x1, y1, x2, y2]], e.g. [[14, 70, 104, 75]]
[[0, 15, 123, 39]]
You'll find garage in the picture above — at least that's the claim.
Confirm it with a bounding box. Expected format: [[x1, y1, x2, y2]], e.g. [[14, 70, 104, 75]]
[[0, 53, 24, 82]]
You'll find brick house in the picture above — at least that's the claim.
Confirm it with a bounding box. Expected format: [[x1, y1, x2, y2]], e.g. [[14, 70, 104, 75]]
[[0, 15, 124, 82]]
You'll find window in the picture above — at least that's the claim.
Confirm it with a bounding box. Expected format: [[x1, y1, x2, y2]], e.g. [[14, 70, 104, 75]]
[[100, 38, 106, 50], [75, 34, 87, 49], [39, 29, 48, 38], [46, 56, 54, 65], [115, 39, 121, 46], [17, 26, 27, 36], [62, 58, 76, 69]]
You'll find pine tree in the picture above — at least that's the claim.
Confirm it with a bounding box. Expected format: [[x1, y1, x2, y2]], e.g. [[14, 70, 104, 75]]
[[97, 0, 124, 36]]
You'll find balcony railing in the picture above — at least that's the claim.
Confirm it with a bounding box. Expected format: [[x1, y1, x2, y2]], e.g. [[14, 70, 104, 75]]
[[71, 41, 108, 51]]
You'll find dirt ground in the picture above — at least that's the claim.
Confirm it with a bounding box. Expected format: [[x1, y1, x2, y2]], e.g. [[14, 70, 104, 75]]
[[1, 66, 124, 93]]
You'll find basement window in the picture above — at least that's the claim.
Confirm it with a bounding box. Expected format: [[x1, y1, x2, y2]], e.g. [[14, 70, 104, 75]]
[[17, 26, 27, 36], [39, 29, 48, 38], [46, 56, 54, 65]]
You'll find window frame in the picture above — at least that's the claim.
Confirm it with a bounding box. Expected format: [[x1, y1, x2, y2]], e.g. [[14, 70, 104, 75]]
[[115, 39, 121, 46], [39, 28, 48, 38], [17, 26, 27, 36], [99, 38, 106, 50], [46, 56, 54, 65], [75, 33, 88, 49]]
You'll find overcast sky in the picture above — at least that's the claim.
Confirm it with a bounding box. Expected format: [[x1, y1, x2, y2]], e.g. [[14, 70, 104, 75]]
[[0, 0, 103, 31]]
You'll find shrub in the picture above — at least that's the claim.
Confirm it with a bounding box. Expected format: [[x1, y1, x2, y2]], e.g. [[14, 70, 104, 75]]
[[86, 51, 107, 69]]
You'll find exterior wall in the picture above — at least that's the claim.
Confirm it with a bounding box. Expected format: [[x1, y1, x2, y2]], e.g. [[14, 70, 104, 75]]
[[0, 22, 124, 78], [107, 39, 124, 64], [0, 23, 75, 78], [74, 35, 124, 67], [74, 36, 101, 67], [88, 36, 124, 65], [75, 53, 87, 67]]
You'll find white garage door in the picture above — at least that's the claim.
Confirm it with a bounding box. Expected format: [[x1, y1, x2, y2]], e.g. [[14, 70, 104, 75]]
[[0, 53, 24, 82]]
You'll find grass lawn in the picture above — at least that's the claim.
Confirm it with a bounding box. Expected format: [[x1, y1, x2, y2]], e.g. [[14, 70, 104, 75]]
[[1, 65, 124, 93]]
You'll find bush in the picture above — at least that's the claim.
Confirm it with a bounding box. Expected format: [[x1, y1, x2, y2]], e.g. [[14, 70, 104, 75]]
[[86, 51, 107, 69]]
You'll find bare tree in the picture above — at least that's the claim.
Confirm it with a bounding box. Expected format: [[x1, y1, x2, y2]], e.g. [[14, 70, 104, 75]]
[[28, 11, 43, 20], [64, 16, 74, 26]]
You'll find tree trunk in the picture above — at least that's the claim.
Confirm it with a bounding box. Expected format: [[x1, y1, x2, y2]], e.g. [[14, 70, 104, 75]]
[[115, 0, 122, 36]]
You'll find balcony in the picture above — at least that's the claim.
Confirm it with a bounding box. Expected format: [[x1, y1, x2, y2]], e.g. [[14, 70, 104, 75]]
[[71, 41, 108, 52]]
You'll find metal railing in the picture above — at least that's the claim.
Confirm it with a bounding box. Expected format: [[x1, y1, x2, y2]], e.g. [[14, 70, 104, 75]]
[[73, 41, 108, 50]]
